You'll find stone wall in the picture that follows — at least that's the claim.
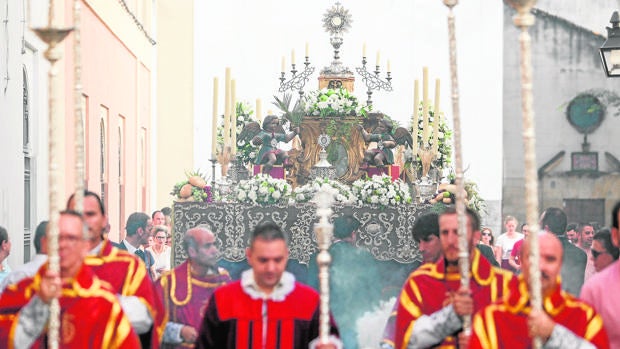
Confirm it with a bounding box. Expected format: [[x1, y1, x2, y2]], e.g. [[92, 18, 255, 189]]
[[503, 3, 620, 223]]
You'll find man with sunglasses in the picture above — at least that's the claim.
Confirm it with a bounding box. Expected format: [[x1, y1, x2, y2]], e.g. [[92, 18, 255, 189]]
[[581, 202, 620, 348], [590, 229, 619, 273]]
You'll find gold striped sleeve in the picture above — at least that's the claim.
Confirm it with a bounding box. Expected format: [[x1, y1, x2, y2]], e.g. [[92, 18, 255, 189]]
[[401, 322, 415, 349], [584, 313, 604, 341], [472, 311, 491, 349], [399, 280, 422, 318], [102, 301, 122, 348]]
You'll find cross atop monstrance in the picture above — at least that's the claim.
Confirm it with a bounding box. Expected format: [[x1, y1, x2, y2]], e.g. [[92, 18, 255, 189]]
[[278, 1, 393, 105]]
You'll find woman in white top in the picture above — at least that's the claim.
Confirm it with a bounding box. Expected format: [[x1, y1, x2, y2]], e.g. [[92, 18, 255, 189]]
[[147, 225, 171, 279], [494, 216, 523, 272]]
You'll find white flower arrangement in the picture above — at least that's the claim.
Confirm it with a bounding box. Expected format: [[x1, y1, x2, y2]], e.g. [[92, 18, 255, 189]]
[[302, 88, 370, 117], [291, 177, 356, 204], [351, 174, 412, 207], [233, 174, 291, 205]]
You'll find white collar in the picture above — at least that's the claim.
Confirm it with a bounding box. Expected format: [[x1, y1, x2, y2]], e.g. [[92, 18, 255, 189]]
[[122, 239, 138, 254], [88, 241, 103, 255], [240, 269, 295, 301]]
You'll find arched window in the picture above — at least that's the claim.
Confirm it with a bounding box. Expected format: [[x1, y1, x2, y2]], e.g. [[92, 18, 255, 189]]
[[99, 114, 108, 207], [23, 67, 32, 261], [118, 124, 125, 237], [140, 133, 146, 211]]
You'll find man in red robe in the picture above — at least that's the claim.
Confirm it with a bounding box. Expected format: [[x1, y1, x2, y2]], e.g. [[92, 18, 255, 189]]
[[69, 190, 164, 348], [156, 225, 231, 348], [395, 207, 517, 349], [196, 221, 341, 349], [0, 210, 140, 348], [470, 232, 609, 349], [380, 212, 442, 349]]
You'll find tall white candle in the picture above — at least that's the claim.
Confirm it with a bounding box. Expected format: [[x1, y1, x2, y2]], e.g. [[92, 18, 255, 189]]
[[363, 42, 367, 57], [281, 56, 285, 72], [412, 80, 419, 158], [224, 68, 231, 147], [256, 98, 262, 123], [432, 79, 441, 154], [376, 50, 381, 66], [211, 77, 219, 158], [387, 60, 391, 73], [422, 67, 429, 144], [291, 49, 296, 65], [305, 42, 309, 57], [231, 79, 237, 156]]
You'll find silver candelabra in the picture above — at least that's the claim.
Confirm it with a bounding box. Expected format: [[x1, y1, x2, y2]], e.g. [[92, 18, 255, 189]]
[[356, 56, 393, 106], [279, 57, 315, 97]]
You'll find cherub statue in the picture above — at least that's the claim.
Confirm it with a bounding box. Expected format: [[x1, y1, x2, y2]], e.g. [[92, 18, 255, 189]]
[[239, 115, 299, 174], [358, 118, 413, 169]]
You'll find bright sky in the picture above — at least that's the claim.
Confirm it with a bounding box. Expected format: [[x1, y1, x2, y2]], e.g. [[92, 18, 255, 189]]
[[194, 0, 503, 200]]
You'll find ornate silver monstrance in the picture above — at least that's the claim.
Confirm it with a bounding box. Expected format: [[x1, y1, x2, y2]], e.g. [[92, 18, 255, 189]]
[[311, 133, 337, 179]]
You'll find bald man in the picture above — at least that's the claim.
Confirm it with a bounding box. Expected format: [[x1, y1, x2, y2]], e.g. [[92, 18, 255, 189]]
[[156, 225, 231, 348], [470, 233, 609, 348]]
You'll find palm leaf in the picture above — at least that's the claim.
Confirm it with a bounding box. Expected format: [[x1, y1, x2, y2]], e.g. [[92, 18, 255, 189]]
[[273, 93, 304, 126]]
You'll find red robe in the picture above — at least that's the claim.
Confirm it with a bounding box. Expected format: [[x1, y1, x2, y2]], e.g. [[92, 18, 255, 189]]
[[0, 263, 140, 348], [470, 278, 609, 349], [156, 261, 232, 348], [84, 239, 165, 348], [197, 280, 339, 349], [395, 249, 517, 349]]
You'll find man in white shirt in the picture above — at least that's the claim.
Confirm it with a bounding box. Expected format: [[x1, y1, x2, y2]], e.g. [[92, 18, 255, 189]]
[[0, 221, 48, 292]]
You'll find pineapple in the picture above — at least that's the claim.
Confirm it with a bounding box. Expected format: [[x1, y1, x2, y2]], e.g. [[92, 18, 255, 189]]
[[186, 170, 207, 188]]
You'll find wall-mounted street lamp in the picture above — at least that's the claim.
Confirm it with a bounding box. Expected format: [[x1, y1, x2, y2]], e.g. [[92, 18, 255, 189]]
[[600, 11, 620, 77]]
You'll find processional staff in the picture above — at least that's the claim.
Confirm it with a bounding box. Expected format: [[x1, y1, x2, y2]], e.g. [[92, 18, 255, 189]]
[[507, 0, 542, 348], [313, 185, 336, 344], [31, 0, 73, 347], [73, 0, 85, 213], [440, 0, 471, 335]]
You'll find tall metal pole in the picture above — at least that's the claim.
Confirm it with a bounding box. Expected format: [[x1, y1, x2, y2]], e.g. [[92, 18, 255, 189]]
[[32, 1, 73, 347], [442, 0, 470, 335], [314, 185, 335, 344], [73, 0, 84, 212], [506, 1, 541, 348]]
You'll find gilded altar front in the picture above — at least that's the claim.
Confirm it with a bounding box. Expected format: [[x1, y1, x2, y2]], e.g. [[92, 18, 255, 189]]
[[290, 115, 368, 186]]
